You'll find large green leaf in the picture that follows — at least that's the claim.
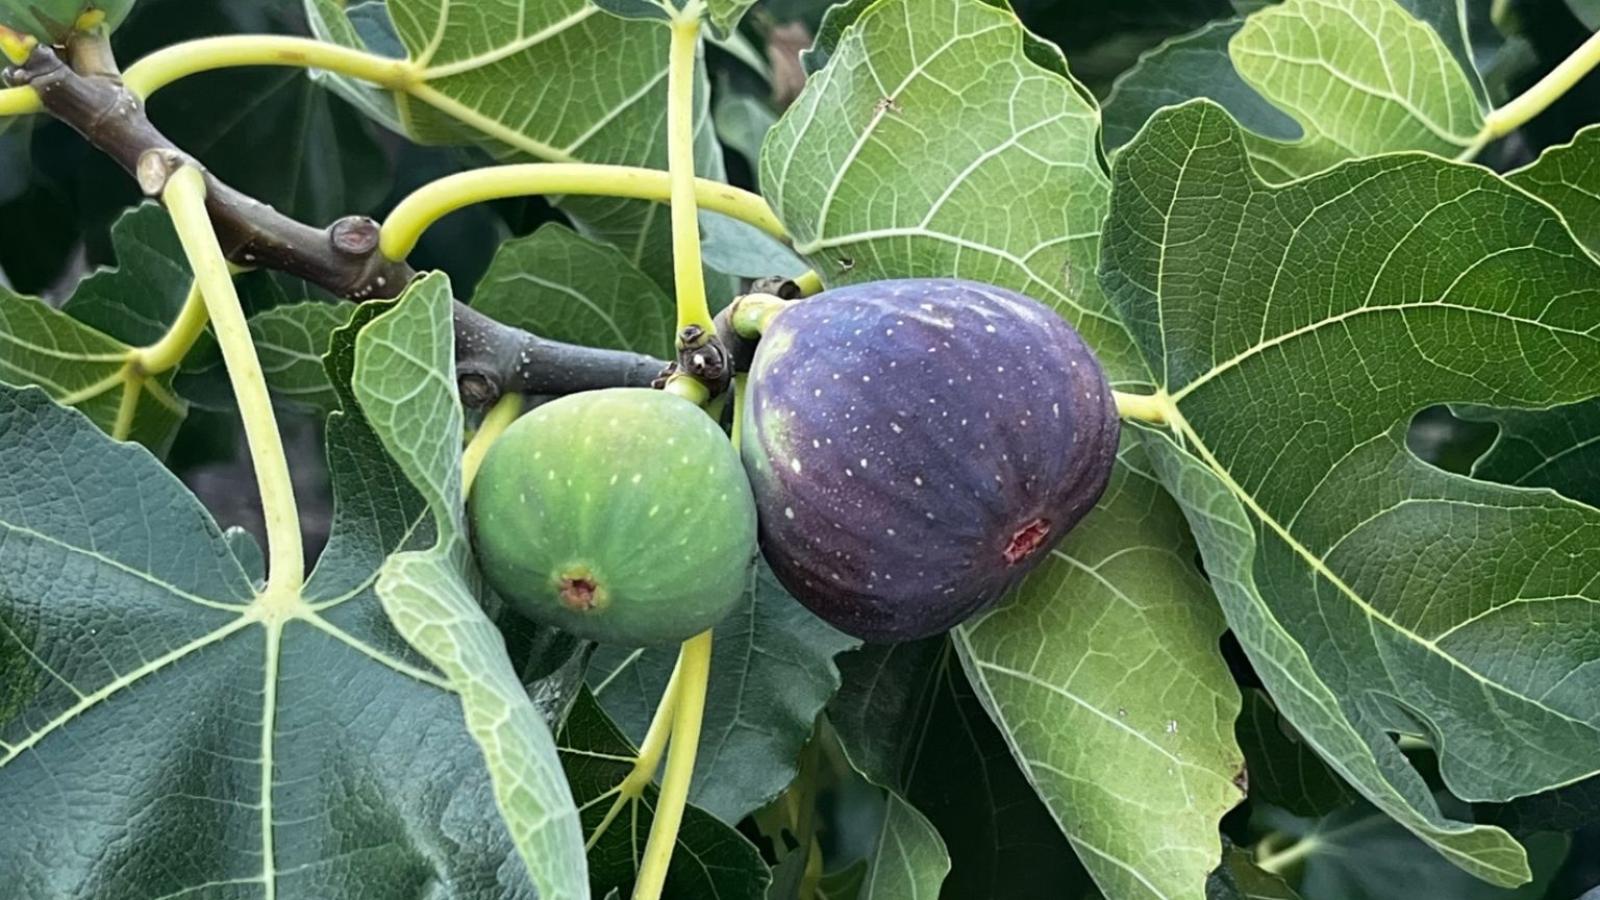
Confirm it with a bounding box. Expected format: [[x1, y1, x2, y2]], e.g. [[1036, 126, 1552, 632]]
[[1102, 99, 1600, 884], [760, 0, 1145, 389], [1508, 124, 1600, 259], [588, 560, 858, 823], [303, 0, 728, 292], [0, 356, 552, 896], [351, 272, 589, 897], [560, 691, 771, 899], [471, 223, 675, 359], [831, 639, 1096, 899], [955, 441, 1246, 900]]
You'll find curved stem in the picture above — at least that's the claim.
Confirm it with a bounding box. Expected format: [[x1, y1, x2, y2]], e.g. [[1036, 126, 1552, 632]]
[[136, 281, 209, 375], [1255, 833, 1319, 875], [2, 35, 413, 117], [164, 165, 304, 596], [792, 270, 824, 297], [666, 12, 711, 338], [1114, 390, 1170, 425], [1469, 30, 1600, 154], [461, 393, 523, 491], [122, 35, 416, 97], [632, 629, 712, 900], [730, 293, 787, 338], [0, 85, 39, 115], [380, 163, 782, 261]]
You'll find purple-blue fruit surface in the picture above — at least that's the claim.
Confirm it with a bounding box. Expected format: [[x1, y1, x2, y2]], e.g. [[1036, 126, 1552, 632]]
[[741, 278, 1120, 642]]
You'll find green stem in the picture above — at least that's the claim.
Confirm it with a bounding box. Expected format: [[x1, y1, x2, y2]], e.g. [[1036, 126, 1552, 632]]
[[792, 270, 824, 297], [163, 165, 304, 598], [1255, 833, 1319, 875], [136, 280, 209, 375], [461, 393, 523, 492], [1466, 30, 1600, 156], [666, 8, 712, 340], [730, 293, 787, 338], [1114, 390, 1171, 425], [632, 629, 712, 900], [379, 163, 782, 261]]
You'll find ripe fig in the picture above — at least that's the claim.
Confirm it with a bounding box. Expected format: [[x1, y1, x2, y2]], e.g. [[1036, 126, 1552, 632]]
[[741, 279, 1119, 641], [469, 388, 757, 646]]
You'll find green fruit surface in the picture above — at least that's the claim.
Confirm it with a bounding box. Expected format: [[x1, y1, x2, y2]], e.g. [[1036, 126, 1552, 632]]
[[0, 0, 133, 43], [469, 387, 757, 645]]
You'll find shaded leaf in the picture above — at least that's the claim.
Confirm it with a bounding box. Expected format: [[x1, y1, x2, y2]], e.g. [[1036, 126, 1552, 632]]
[[1102, 18, 1300, 152], [471, 223, 675, 359], [861, 795, 950, 899], [1256, 804, 1569, 900], [1206, 843, 1302, 900], [589, 560, 858, 822], [62, 204, 192, 346], [560, 691, 771, 899], [1461, 400, 1600, 508], [1104, 99, 1600, 883], [178, 300, 356, 413], [833, 639, 1097, 899], [1236, 690, 1359, 818]]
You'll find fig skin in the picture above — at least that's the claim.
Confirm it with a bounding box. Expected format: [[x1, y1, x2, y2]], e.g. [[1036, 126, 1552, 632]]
[[741, 278, 1119, 642], [469, 388, 758, 646]]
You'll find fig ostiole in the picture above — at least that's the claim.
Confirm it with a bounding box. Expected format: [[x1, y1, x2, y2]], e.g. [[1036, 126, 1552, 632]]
[[469, 387, 758, 646], [741, 278, 1120, 642]]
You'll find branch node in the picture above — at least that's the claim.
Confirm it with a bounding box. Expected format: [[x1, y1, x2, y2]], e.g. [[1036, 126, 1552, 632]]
[[675, 326, 732, 398], [330, 216, 381, 257], [136, 148, 188, 197], [458, 369, 501, 410]]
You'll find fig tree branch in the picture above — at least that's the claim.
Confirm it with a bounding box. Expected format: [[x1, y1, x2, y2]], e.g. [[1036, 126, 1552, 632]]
[[4, 41, 668, 408]]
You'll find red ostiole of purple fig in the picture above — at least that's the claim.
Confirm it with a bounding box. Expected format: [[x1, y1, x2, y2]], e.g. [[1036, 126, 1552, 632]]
[[740, 278, 1121, 642]]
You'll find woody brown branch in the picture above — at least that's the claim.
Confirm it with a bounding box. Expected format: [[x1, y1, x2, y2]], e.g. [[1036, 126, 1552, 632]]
[[5, 40, 666, 408]]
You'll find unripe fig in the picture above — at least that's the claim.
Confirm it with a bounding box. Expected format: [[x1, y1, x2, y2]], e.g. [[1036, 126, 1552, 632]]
[[741, 279, 1119, 641], [0, 0, 132, 45], [469, 388, 758, 646]]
